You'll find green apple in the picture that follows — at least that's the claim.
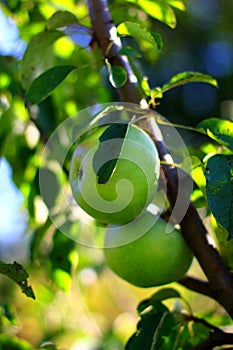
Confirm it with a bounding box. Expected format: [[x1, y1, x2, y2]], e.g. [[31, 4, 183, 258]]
[[104, 211, 193, 287], [69, 123, 160, 224]]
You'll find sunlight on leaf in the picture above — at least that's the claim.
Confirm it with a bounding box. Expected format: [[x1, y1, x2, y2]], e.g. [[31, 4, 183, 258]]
[[105, 60, 127, 88], [167, 0, 186, 11], [117, 22, 162, 51], [151, 87, 163, 99], [191, 159, 206, 193], [126, 0, 177, 28], [141, 77, 151, 96], [0, 335, 33, 350], [198, 118, 233, 151], [53, 269, 72, 292], [161, 71, 218, 93], [190, 188, 206, 208]]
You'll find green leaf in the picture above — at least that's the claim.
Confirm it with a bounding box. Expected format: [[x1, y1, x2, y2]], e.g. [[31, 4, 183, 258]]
[[126, 302, 168, 350], [126, 0, 177, 28], [151, 32, 163, 51], [93, 123, 129, 184], [161, 71, 218, 93], [119, 46, 141, 57], [1, 304, 17, 325], [152, 312, 177, 350], [110, 66, 127, 88], [176, 321, 210, 348], [26, 65, 76, 105], [191, 188, 206, 208], [21, 30, 63, 90], [0, 261, 35, 299], [198, 118, 233, 151], [46, 10, 77, 30], [117, 21, 162, 51], [53, 269, 72, 292], [0, 335, 33, 350], [50, 230, 75, 273], [151, 288, 181, 302], [30, 218, 53, 262], [50, 230, 76, 291], [105, 60, 127, 88], [204, 155, 233, 240], [167, 0, 186, 11], [38, 167, 60, 208], [137, 288, 181, 314], [141, 77, 151, 96], [150, 87, 163, 99]]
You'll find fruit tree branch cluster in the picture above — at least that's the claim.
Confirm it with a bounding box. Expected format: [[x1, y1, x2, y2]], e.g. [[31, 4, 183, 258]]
[[86, 0, 233, 318]]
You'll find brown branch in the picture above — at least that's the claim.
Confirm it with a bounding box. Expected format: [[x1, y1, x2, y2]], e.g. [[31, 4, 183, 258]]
[[186, 315, 233, 350], [87, 0, 233, 318], [178, 275, 213, 298], [161, 159, 233, 317], [191, 329, 233, 350], [180, 206, 233, 315], [87, 0, 141, 103]]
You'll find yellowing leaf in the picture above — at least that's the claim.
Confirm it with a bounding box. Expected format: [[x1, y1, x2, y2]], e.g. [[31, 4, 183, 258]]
[[127, 0, 177, 28]]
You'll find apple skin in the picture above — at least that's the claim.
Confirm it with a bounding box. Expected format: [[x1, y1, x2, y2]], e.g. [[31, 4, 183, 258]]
[[69, 124, 160, 224], [104, 211, 193, 287]]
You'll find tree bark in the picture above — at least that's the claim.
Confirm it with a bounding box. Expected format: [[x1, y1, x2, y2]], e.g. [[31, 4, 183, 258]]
[[87, 0, 233, 318], [191, 329, 233, 350], [178, 276, 213, 298]]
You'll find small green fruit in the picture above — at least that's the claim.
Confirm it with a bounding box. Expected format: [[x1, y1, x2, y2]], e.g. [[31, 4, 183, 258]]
[[104, 211, 193, 287], [69, 124, 160, 224]]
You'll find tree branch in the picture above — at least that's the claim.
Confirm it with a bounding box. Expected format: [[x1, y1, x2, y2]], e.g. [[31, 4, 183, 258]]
[[191, 329, 233, 350], [186, 315, 233, 350], [178, 275, 213, 298], [87, 0, 141, 103], [87, 0, 233, 318]]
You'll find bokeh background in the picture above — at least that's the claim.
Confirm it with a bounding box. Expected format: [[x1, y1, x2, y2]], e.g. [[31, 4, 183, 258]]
[[0, 0, 233, 349]]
